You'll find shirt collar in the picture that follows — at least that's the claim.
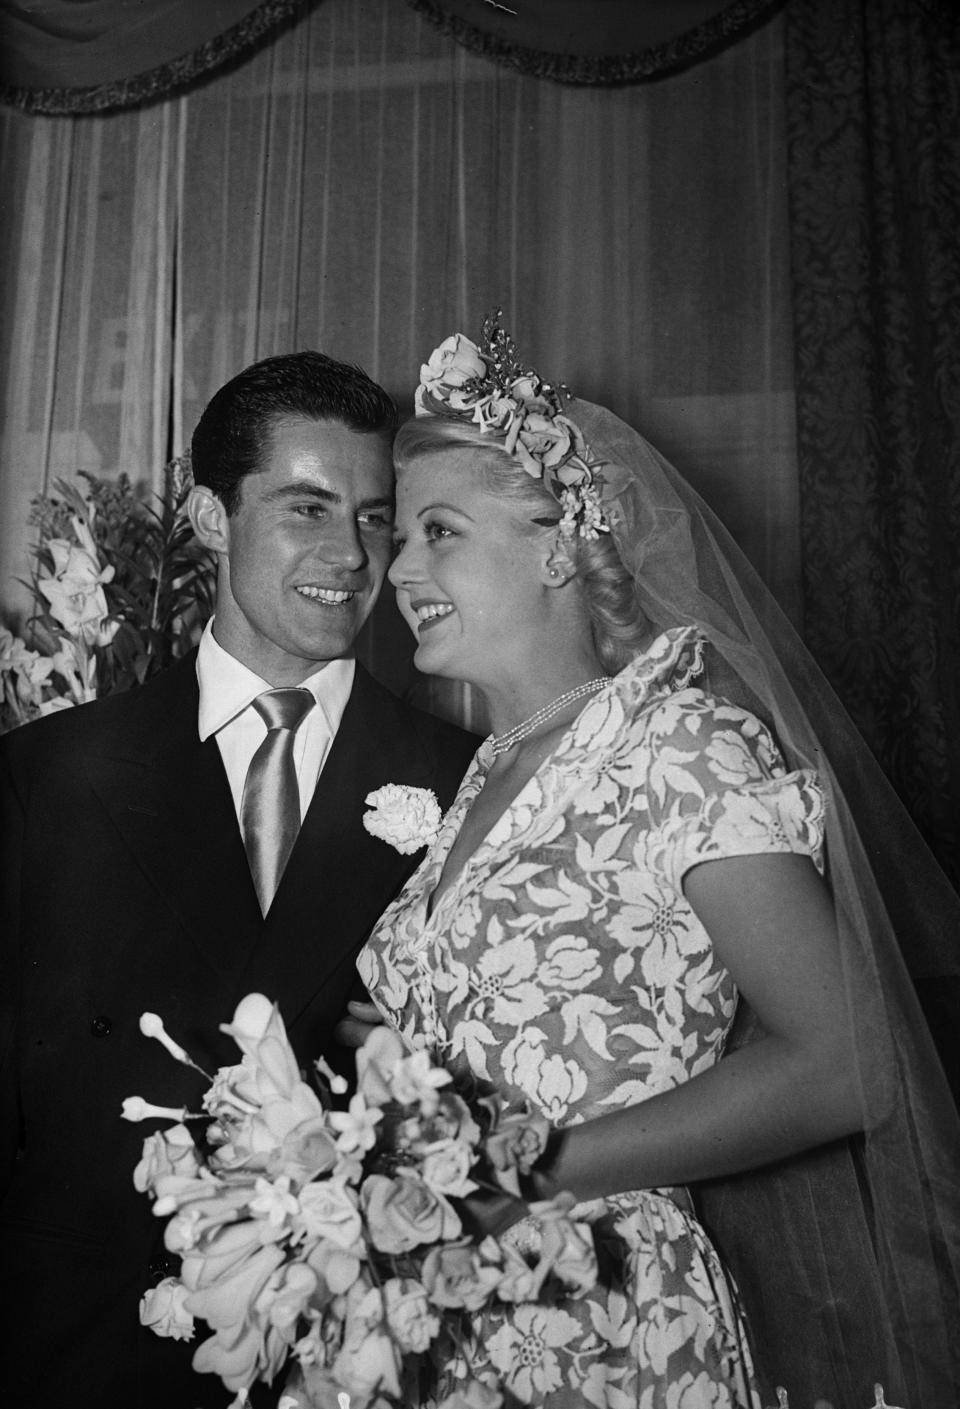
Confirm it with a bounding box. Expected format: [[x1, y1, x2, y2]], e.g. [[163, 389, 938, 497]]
[[196, 618, 356, 740]]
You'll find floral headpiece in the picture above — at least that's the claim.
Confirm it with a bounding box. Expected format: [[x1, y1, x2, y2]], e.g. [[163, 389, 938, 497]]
[[414, 313, 611, 539]]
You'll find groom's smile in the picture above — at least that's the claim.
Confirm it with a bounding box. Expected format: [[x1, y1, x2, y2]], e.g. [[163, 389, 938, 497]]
[[295, 585, 358, 605]]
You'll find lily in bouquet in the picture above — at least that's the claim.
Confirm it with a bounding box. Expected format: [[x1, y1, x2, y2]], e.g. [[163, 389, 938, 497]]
[[0, 505, 117, 725], [124, 994, 599, 1409], [1, 460, 214, 732]]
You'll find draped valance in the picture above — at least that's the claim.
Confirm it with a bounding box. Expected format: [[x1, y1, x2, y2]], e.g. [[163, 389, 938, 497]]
[[405, 0, 785, 85], [0, 0, 313, 113], [0, 0, 785, 113]]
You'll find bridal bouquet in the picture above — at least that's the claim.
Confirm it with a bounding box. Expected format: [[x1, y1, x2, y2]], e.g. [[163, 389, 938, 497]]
[[123, 995, 598, 1409]]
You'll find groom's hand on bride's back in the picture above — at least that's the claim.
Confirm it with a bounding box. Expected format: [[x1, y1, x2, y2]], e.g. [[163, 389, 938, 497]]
[[335, 998, 385, 1048]]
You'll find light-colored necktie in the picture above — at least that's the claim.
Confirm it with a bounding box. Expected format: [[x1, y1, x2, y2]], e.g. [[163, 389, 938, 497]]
[[240, 688, 313, 914]]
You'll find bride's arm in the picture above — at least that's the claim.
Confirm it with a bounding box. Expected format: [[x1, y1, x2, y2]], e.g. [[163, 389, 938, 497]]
[[535, 850, 866, 1204]]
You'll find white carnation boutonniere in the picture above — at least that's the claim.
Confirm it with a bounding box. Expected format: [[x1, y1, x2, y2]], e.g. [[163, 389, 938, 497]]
[[363, 784, 443, 855]]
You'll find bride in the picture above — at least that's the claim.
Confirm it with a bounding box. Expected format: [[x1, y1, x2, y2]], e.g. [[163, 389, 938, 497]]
[[347, 319, 960, 1408]]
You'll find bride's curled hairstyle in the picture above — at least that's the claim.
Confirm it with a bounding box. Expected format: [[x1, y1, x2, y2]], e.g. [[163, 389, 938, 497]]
[[394, 415, 650, 674]]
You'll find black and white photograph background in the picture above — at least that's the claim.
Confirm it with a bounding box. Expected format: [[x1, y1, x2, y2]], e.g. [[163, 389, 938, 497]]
[[1, 4, 958, 1409]]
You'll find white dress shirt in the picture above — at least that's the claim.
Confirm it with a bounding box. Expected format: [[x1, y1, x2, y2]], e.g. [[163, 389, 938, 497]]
[[196, 618, 355, 823]]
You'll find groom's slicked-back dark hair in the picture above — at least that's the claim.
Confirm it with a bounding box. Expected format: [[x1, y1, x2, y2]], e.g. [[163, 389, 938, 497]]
[[191, 350, 398, 514]]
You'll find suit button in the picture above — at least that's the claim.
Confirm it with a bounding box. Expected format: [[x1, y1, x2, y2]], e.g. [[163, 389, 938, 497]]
[[147, 1253, 179, 1281], [90, 1015, 113, 1037]]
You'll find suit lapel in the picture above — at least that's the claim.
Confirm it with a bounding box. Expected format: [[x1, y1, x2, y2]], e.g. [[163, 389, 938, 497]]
[[80, 658, 457, 1010], [83, 654, 263, 978], [246, 667, 439, 1028]]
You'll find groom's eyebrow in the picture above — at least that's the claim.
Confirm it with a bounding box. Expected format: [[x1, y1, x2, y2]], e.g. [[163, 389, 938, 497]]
[[261, 484, 394, 511], [262, 484, 339, 503]]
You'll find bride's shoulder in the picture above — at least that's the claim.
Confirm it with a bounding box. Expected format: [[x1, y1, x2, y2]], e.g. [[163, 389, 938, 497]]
[[613, 634, 783, 773], [615, 626, 705, 698]]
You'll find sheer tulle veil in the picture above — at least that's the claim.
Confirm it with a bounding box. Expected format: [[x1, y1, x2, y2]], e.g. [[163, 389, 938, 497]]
[[573, 397, 960, 1407]]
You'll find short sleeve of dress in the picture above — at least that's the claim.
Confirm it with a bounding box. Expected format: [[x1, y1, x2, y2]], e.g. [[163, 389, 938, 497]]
[[638, 690, 826, 895]]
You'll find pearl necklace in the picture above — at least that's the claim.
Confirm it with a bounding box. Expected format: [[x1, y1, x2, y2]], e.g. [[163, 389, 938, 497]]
[[489, 678, 609, 757]]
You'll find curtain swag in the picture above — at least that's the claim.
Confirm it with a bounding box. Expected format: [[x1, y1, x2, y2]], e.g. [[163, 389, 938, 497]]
[[405, 0, 787, 85], [0, 0, 318, 116], [0, 0, 788, 114]]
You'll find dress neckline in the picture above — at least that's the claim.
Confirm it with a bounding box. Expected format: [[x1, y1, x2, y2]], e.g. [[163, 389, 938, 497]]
[[419, 628, 705, 930]]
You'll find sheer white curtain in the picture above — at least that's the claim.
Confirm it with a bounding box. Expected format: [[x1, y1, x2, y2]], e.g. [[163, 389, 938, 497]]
[[0, 0, 796, 717]]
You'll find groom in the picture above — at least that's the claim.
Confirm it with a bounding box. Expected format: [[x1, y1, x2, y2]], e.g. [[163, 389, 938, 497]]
[[0, 351, 476, 1409]]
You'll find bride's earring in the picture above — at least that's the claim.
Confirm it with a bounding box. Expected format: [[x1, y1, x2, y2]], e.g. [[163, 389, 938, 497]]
[[544, 540, 576, 586]]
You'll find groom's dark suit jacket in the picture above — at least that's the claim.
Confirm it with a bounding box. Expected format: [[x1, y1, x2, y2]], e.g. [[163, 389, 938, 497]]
[[0, 651, 476, 1409]]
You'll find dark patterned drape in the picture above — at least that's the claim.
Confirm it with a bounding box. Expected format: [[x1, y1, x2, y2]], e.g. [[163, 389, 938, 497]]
[[785, 0, 960, 888]]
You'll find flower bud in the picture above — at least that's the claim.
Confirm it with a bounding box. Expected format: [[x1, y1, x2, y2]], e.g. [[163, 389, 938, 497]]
[[121, 1096, 189, 1123]]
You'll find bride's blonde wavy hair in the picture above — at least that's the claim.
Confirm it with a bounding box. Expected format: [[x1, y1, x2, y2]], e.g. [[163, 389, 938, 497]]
[[393, 416, 650, 674]]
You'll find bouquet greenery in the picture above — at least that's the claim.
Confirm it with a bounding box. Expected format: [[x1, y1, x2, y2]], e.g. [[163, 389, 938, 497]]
[[124, 994, 599, 1409], [0, 459, 215, 731]]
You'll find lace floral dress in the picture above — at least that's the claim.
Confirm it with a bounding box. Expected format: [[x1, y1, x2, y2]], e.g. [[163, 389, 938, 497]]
[[357, 629, 825, 1409]]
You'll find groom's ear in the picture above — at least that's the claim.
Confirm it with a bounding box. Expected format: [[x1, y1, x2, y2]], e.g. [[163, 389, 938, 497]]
[[187, 485, 230, 554]]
